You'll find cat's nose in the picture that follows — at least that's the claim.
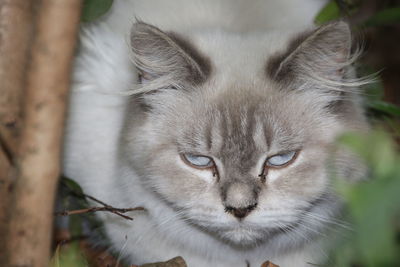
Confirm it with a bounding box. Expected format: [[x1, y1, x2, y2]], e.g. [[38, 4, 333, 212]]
[[221, 181, 259, 219], [224, 203, 257, 219]]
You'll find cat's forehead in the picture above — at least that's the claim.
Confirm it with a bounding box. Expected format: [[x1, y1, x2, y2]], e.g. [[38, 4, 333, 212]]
[[166, 29, 334, 157], [186, 29, 305, 81], [176, 86, 307, 159]]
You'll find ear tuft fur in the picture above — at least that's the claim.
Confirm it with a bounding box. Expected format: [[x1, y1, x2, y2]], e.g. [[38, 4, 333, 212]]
[[130, 22, 211, 94], [267, 21, 374, 94]]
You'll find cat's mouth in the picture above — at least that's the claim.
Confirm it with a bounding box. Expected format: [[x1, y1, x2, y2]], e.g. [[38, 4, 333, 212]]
[[189, 218, 295, 247], [215, 225, 280, 246], [184, 194, 337, 247]]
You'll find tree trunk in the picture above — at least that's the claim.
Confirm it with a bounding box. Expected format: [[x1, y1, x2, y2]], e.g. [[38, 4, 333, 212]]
[[0, 0, 38, 262], [2, 0, 82, 266]]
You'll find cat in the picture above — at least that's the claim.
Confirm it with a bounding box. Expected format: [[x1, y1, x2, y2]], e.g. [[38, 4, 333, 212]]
[[63, 0, 370, 266]]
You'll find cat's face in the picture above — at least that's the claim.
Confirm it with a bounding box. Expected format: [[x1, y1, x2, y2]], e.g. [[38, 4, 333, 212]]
[[128, 85, 344, 246], [125, 22, 368, 246]]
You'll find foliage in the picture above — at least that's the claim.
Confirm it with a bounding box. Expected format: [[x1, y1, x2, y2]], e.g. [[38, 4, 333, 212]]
[[362, 72, 400, 118], [329, 130, 400, 267], [315, 1, 341, 25], [81, 0, 114, 22], [50, 242, 87, 267], [315, 0, 400, 27], [314, 0, 361, 24], [365, 7, 400, 27], [53, 177, 109, 266], [368, 100, 400, 117]]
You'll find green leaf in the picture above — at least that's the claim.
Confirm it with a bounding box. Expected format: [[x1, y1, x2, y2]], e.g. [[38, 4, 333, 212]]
[[50, 242, 87, 267], [368, 100, 400, 117], [315, 1, 341, 24], [365, 7, 400, 27], [50, 245, 61, 267], [61, 176, 84, 196], [60, 176, 90, 210], [82, 0, 114, 22]]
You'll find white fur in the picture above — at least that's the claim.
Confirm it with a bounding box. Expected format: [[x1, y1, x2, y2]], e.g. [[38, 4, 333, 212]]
[[62, 1, 342, 266]]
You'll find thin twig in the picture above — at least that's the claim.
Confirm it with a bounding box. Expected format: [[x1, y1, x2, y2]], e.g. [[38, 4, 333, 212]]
[[57, 235, 88, 245], [55, 206, 145, 220], [61, 178, 146, 220], [84, 193, 113, 207]]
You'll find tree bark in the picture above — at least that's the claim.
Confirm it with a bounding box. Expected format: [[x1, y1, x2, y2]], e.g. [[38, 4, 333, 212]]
[[0, 0, 37, 154], [0, 0, 37, 262], [5, 0, 82, 266]]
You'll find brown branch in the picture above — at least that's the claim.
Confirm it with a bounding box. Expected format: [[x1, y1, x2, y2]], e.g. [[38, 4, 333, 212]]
[[5, 1, 83, 267], [55, 206, 145, 220], [0, 0, 38, 263]]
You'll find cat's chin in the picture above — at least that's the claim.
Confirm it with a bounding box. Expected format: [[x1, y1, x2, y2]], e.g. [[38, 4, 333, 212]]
[[194, 222, 276, 247], [216, 226, 268, 246], [185, 213, 293, 247]]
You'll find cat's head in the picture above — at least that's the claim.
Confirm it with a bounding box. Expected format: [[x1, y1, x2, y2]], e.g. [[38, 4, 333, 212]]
[[124, 21, 368, 247]]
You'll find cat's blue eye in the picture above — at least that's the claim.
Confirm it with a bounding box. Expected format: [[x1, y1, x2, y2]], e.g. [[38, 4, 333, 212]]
[[266, 151, 297, 167], [181, 154, 214, 169]]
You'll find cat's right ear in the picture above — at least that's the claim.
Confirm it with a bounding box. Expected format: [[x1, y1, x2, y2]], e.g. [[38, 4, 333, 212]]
[[266, 21, 354, 90], [130, 22, 211, 90]]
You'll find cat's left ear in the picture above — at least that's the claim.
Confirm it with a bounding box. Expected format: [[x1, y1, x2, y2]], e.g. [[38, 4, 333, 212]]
[[130, 22, 211, 88], [267, 21, 352, 88]]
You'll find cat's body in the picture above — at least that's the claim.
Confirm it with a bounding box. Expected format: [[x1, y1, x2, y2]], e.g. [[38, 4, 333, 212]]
[[63, 1, 369, 266]]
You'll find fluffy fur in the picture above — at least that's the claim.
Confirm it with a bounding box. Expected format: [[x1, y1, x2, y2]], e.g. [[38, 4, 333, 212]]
[[63, 1, 370, 266]]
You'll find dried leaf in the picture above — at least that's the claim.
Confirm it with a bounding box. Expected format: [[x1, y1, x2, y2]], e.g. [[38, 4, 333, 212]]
[[261, 261, 279, 267], [140, 256, 187, 267], [80, 240, 119, 267]]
